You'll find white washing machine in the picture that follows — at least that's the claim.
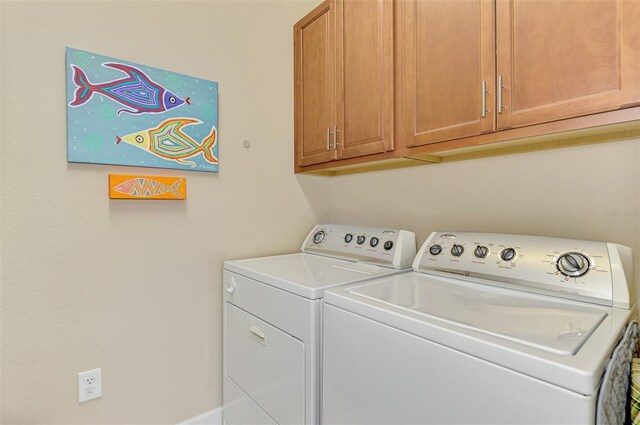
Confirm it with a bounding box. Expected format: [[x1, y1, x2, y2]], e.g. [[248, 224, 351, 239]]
[[222, 224, 416, 425], [323, 231, 635, 424]]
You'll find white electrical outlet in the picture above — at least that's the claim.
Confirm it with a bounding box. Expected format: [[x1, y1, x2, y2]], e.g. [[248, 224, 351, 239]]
[[78, 368, 102, 403]]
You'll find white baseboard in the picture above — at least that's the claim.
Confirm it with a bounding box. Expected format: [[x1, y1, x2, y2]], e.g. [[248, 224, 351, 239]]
[[178, 406, 223, 425]]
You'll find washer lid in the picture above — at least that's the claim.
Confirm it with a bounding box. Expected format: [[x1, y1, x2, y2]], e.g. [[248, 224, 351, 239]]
[[347, 274, 607, 356], [224, 253, 404, 299]]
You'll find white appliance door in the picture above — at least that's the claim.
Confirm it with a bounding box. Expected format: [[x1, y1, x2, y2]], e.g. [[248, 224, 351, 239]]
[[223, 377, 277, 425], [346, 274, 607, 355], [226, 304, 304, 425]]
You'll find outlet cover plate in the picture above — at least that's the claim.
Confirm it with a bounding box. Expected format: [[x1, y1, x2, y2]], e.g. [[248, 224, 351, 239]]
[[78, 368, 102, 403]]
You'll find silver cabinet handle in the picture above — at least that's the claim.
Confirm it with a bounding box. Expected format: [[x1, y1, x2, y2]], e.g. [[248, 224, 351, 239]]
[[332, 125, 341, 149], [497, 75, 503, 114], [223, 277, 237, 294], [481, 80, 487, 118], [326, 127, 331, 150], [249, 323, 267, 345]]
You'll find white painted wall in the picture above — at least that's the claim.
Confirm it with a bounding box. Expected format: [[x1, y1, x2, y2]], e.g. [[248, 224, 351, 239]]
[[0, 1, 326, 423], [328, 140, 640, 301]]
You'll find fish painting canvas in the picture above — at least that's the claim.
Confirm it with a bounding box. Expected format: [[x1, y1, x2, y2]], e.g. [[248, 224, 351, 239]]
[[109, 174, 186, 200], [67, 48, 218, 172]]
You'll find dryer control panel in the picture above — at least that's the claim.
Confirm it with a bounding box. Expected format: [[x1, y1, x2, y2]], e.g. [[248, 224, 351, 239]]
[[302, 225, 416, 270], [414, 232, 634, 309]]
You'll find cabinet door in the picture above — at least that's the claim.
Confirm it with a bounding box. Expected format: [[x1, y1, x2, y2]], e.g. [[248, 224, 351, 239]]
[[335, 0, 394, 159], [497, 0, 640, 130], [397, 0, 495, 148], [294, 1, 337, 167]]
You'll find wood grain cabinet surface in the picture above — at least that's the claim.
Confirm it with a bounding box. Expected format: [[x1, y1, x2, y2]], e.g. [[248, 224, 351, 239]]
[[496, 0, 640, 130], [396, 0, 496, 148], [294, 1, 336, 167], [337, 0, 394, 160], [294, 0, 640, 174]]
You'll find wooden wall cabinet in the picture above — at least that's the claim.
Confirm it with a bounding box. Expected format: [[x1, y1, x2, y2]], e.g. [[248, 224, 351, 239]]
[[294, 1, 336, 167], [399, 0, 640, 152], [294, 0, 394, 171], [396, 0, 496, 148], [496, 0, 640, 130], [295, 0, 640, 174]]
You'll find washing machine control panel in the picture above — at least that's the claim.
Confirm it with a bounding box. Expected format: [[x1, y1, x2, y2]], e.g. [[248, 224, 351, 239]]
[[302, 224, 416, 270], [414, 232, 634, 309]]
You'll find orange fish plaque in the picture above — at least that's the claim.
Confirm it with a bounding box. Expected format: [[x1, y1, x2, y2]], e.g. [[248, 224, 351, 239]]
[[109, 175, 186, 200]]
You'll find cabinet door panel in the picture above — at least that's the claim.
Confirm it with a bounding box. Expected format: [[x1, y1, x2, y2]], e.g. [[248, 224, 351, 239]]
[[294, 1, 337, 167], [497, 0, 640, 129], [397, 0, 495, 148], [336, 0, 393, 159]]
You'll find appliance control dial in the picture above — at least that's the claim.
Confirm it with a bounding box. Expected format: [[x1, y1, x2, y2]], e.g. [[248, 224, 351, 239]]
[[451, 244, 464, 257], [313, 231, 325, 244], [474, 245, 489, 259], [356, 235, 366, 245], [500, 248, 516, 262], [429, 245, 443, 255], [344, 234, 353, 243], [384, 241, 394, 251], [557, 252, 591, 277], [370, 237, 379, 247]]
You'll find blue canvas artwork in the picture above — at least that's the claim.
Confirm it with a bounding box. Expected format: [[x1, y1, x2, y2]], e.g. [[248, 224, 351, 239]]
[[66, 47, 218, 172]]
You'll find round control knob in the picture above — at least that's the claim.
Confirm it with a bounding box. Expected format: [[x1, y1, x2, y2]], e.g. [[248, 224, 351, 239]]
[[557, 252, 590, 277], [451, 244, 464, 257], [429, 244, 443, 255], [370, 237, 379, 247], [356, 235, 366, 245], [313, 231, 325, 244], [384, 241, 394, 251], [344, 234, 353, 243], [500, 248, 517, 262], [474, 245, 489, 259]]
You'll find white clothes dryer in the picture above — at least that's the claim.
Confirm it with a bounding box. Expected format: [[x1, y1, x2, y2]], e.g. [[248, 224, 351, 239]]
[[222, 225, 416, 425], [323, 231, 635, 424]]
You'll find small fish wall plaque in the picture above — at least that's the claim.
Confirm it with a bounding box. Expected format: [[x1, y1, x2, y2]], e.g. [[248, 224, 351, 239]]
[[109, 175, 186, 200], [67, 48, 218, 173]]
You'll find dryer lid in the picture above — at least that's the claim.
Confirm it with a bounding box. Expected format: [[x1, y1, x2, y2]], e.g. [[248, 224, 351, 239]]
[[224, 253, 405, 299], [347, 274, 608, 355]]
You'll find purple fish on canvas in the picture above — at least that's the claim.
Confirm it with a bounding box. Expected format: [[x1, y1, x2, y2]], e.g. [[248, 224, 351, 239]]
[[68, 62, 190, 115]]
